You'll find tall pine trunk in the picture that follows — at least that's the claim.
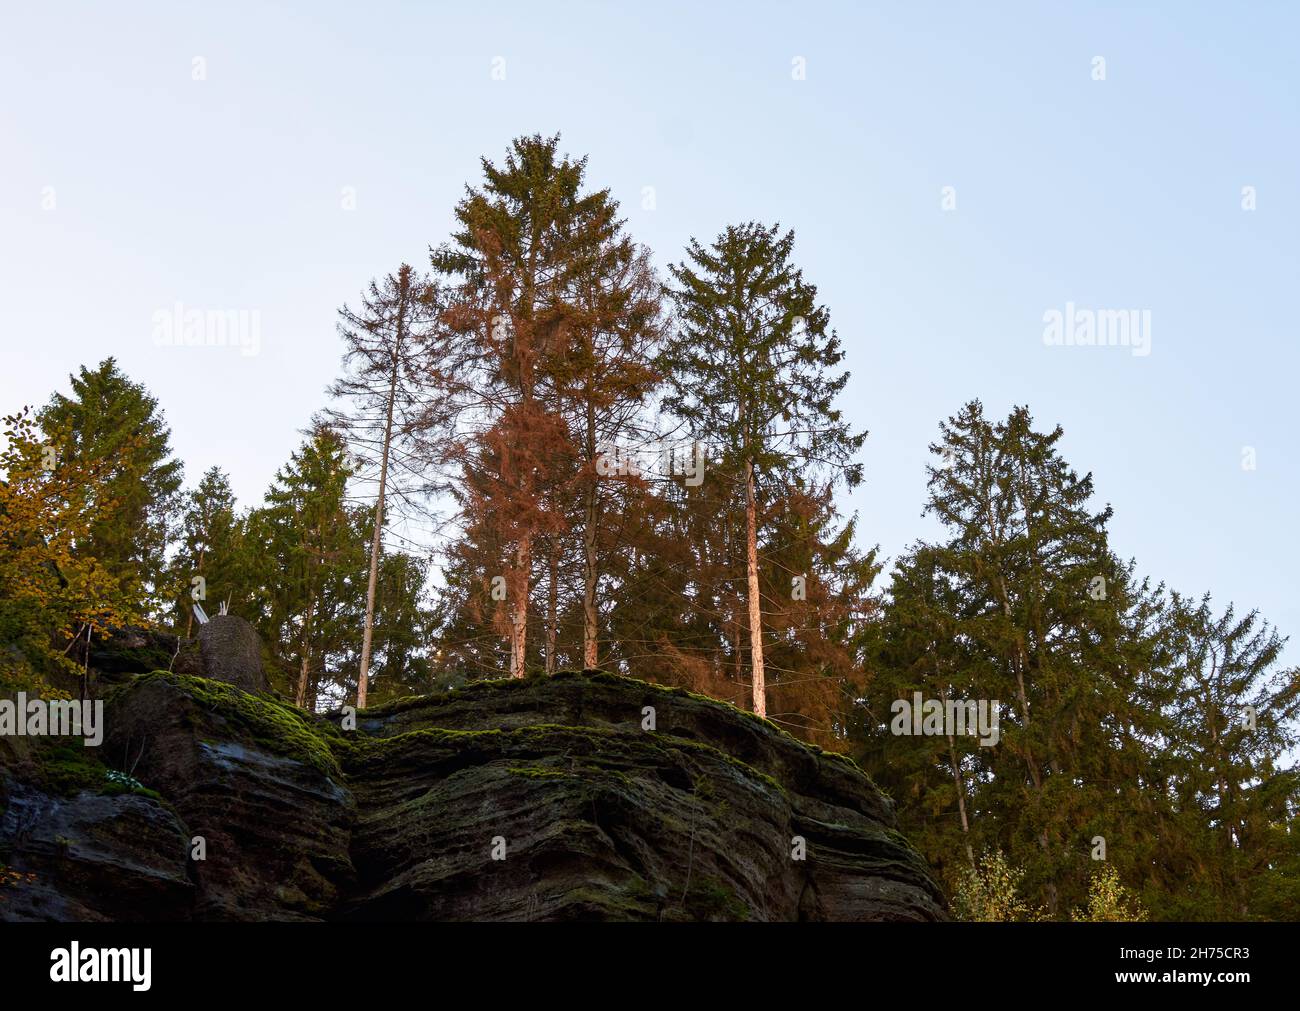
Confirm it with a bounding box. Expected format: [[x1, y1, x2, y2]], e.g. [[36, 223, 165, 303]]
[[546, 543, 558, 675], [510, 534, 530, 678], [745, 458, 766, 717], [357, 351, 401, 708], [582, 400, 599, 669], [295, 594, 315, 708], [939, 684, 975, 866]]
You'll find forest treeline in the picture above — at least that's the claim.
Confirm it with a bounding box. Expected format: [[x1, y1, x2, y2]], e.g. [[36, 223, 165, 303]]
[[2, 135, 1297, 921]]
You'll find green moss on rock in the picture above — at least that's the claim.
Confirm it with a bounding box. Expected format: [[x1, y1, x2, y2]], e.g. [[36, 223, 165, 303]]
[[31, 739, 162, 800], [116, 671, 341, 778]]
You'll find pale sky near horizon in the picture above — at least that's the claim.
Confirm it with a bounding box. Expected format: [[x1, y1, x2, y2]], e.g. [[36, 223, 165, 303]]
[[2, 2, 1296, 664]]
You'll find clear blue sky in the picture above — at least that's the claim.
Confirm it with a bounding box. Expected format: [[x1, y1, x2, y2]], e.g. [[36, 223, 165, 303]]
[[2, 2, 1296, 662]]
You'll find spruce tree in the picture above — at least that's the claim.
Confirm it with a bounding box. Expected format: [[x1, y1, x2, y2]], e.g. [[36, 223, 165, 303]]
[[429, 135, 616, 677], [250, 426, 363, 708], [170, 467, 245, 635], [1157, 594, 1300, 918], [663, 223, 864, 716], [861, 401, 1167, 915]]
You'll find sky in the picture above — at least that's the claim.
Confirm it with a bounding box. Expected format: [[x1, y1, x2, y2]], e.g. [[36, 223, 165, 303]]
[[2, 2, 1296, 663]]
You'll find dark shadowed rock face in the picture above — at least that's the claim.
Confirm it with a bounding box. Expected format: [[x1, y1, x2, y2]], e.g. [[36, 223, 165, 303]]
[[100, 674, 354, 920], [339, 673, 946, 921], [0, 781, 192, 921], [0, 671, 946, 921]]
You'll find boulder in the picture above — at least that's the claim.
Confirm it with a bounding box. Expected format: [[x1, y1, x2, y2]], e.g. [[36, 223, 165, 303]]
[[190, 615, 268, 694], [86, 615, 267, 694]]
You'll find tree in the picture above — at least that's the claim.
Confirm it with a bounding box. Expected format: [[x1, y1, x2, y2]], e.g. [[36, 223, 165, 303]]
[[38, 359, 183, 616], [0, 407, 136, 694], [251, 426, 363, 708], [756, 481, 879, 746], [169, 467, 246, 636], [1072, 864, 1147, 922], [1155, 594, 1300, 919], [320, 263, 439, 707], [554, 240, 663, 670], [859, 402, 1168, 916], [354, 548, 435, 703], [429, 135, 615, 677], [663, 223, 864, 716], [952, 850, 1045, 922]]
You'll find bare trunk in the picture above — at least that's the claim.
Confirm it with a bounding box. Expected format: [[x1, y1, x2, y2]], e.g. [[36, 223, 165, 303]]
[[582, 487, 599, 670], [510, 534, 531, 678], [295, 594, 315, 709], [745, 459, 765, 717], [357, 351, 401, 708], [545, 543, 558, 675], [939, 685, 975, 866], [948, 735, 975, 867], [582, 400, 599, 669]]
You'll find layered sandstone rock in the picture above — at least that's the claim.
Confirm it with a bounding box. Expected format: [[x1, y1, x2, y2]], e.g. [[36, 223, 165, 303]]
[[0, 670, 945, 922]]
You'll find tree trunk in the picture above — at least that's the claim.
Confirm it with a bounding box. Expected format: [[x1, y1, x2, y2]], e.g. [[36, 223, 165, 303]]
[[939, 684, 975, 867], [357, 350, 401, 708], [295, 594, 315, 709], [546, 543, 558, 675], [582, 489, 599, 670], [510, 534, 530, 678], [582, 399, 599, 669], [745, 459, 765, 717]]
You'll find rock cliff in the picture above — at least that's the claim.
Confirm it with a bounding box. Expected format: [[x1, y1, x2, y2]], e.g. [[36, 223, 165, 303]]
[[0, 670, 946, 921]]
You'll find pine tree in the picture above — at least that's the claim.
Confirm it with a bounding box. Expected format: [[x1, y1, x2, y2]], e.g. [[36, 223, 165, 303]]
[[554, 241, 663, 669], [170, 467, 245, 636], [1156, 593, 1300, 918], [429, 135, 613, 677], [356, 548, 434, 703], [250, 426, 363, 708], [320, 263, 439, 707], [663, 223, 864, 716], [755, 481, 879, 746], [38, 359, 183, 616], [860, 401, 1168, 916]]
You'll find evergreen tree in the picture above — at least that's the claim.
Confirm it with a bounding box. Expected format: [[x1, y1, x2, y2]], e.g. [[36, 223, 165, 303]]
[[429, 135, 615, 677], [169, 467, 246, 636], [554, 240, 663, 670], [663, 223, 864, 716], [1155, 594, 1300, 918], [250, 426, 363, 708], [757, 482, 879, 747], [357, 548, 435, 703], [38, 359, 183, 615], [860, 402, 1166, 915]]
